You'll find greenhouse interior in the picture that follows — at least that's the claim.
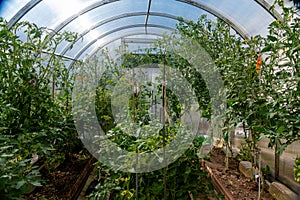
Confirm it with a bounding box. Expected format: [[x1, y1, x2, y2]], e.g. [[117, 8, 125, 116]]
[[0, 0, 300, 199]]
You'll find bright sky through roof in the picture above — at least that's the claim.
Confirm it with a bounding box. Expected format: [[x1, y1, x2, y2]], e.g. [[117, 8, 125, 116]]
[[43, 0, 100, 42]]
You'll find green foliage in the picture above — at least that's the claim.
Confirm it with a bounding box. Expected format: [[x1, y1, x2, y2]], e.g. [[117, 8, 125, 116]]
[[256, 1, 300, 153], [177, 1, 300, 157], [236, 142, 253, 163], [0, 136, 42, 200], [85, 47, 215, 199], [262, 165, 272, 181], [89, 138, 215, 200], [0, 18, 81, 198]]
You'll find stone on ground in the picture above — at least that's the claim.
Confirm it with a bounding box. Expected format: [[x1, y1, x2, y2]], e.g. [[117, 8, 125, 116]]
[[239, 161, 253, 178], [269, 181, 298, 200]]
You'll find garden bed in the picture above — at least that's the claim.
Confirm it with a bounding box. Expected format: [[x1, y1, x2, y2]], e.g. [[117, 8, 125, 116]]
[[205, 147, 275, 200], [24, 153, 95, 200]]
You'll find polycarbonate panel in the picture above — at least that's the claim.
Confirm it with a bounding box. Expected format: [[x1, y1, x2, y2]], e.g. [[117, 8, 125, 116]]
[[76, 27, 171, 60], [14, 0, 99, 28], [77, 0, 148, 24], [61, 16, 149, 56], [2, 0, 294, 61], [191, 0, 275, 36], [150, 0, 252, 38], [65, 15, 146, 36], [82, 35, 161, 61], [151, 0, 215, 22], [147, 15, 182, 29], [66, 32, 164, 68], [0, 0, 31, 21]]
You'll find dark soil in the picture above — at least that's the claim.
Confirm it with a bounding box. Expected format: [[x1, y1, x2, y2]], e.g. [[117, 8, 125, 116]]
[[207, 147, 275, 200], [24, 154, 89, 200]]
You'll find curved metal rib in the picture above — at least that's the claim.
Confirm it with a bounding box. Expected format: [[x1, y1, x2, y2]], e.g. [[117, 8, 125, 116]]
[[7, 0, 42, 29], [67, 31, 163, 70], [254, 0, 283, 20], [66, 26, 170, 69], [176, 0, 251, 39], [73, 24, 173, 61], [60, 11, 183, 55]]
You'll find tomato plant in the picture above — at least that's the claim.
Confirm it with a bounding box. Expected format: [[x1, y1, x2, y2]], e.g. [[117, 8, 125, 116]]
[[89, 138, 215, 200], [177, 0, 300, 181], [0, 18, 81, 198]]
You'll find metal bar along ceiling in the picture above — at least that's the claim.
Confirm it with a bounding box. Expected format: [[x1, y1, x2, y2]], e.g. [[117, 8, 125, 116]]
[[1, 0, 291, 62]]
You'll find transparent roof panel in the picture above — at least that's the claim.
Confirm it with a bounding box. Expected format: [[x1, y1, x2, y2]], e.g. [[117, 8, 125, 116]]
[[151, 0, 216, 22], [147, 16, 179, 30], [195, 0, 275, 36], [19, 0, 100, 28], [0, 0, 31, 21], [1, 0, 297, 62], [80, 0, 148, 23], [73, 27, 171, 61]]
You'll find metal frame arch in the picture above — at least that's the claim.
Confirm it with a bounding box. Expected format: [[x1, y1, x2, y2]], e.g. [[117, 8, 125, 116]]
[[6, 0, 286, 64], [67, 31, 163, 70], [6, 0, 282, 33], [51, 0, 252, 40], [254, 0, 283, 20], [7, 0, 42, 29], [72, 24, 174, 61], [60, 11, 185, 55], [85, 32, 163, 60], [67, 27, 169, 69], [176, 0, 251, 39], [53, 0, 121, 33], [6, 0, 281, 51]]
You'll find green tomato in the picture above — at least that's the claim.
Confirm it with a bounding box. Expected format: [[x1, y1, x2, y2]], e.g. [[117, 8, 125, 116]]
[[296, 159, 300, 165], [293, 167, 297, 173]]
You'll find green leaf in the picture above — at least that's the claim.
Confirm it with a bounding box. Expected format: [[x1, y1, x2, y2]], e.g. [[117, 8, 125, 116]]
[[267, 35, 277, 42], [291, 44, 300, 53], [277, 126, 286, 134], [29, 180, 42, 187], [16, 180, 26, 189], [269, 112, 276, 119], [261, 45, 272, 53], [277, 144, 288, 155], [0, 153, 14, 157]]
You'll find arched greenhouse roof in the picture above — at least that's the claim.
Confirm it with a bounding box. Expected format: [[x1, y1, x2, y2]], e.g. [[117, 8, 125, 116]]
[[0, 0, 299, 63]]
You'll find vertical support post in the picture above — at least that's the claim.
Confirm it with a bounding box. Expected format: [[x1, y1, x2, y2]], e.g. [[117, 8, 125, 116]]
[[52, 75, 55, 100], [258, 149, 261, 200], [130, 67, 139, 200], [275, 143, 280, 180], [162, 56, 167, 200]]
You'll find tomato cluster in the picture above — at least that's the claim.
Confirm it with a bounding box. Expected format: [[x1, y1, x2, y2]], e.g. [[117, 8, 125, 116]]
[[293, 157, 300, 183]]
